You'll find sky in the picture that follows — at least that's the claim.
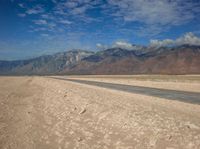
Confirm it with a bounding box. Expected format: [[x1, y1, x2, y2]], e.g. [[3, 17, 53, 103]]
[[0, 0, 200, 60]]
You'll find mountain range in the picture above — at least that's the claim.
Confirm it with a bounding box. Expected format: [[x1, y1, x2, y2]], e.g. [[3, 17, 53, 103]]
[[0, 45, 200, 75]]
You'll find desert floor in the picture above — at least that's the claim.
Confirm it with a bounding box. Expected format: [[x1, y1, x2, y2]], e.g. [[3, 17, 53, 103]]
[[0, 76, 200, 149]]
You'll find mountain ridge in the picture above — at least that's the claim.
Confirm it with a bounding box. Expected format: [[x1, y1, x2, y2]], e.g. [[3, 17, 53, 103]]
[[0, 45, 200, 75]]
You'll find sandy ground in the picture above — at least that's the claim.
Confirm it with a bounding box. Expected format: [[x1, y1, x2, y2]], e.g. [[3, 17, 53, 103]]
[[0, 76, 200, 149]]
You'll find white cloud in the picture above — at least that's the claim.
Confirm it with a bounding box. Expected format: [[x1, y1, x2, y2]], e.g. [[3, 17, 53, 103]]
[[26, 5, 45, 15], [96, 43, 108, 50], [47, 22, 57, 29], [96, 33, 200, 50], [176, 32, 200, 46], [64, 1, 78, 8], [31, 27, 47, 32], [112, 41, 145, 51], [33, 19, 47, 25], [59, 20, 72, 25], [70, 5, 89, 15], [150, 32, 200, 47], [150, 39, 174, 47], [53, 0, 98, 23], [107, 0, 200, 36], [96, 41, 144, 51], [41, 14, 55, 20], [18, 3, 25, 8], [112, 41, 133, 50], [108, 0, 199, 26]]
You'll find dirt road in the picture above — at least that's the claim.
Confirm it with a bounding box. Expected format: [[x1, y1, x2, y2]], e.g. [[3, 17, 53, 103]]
[[0, 77, 200, 149], [51, 77, 200, 105]]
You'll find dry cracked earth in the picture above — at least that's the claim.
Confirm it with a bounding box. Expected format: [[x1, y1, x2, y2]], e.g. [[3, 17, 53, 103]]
[[0, 76, 200, 149]]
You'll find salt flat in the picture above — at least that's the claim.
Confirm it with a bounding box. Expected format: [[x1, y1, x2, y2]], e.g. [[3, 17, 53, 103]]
[[0, 76, 200, 149]]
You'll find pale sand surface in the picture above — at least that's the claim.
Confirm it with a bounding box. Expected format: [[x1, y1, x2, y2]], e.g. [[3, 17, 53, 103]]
[[67, 75, 200, 93], [0, 76, 200, 149]]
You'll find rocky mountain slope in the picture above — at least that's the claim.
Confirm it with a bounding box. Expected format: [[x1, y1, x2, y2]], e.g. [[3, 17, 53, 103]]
[[0, 45, 200, 75], [0, 50, 94, 75]]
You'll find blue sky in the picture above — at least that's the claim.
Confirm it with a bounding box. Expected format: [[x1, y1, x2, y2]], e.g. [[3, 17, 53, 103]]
[[0, 0, 200, 60]]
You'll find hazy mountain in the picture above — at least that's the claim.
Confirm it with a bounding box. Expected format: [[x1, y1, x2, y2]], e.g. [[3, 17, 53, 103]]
[[0, 50, 94, 75], [0, 45, 200, 75]]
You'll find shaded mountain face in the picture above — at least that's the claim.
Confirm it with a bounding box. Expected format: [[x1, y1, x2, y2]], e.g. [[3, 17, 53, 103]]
[[67, 45, 200, 75], [0, 50, 94, 75], [82, 48, 136, 62], [0, 45, 200, 75]]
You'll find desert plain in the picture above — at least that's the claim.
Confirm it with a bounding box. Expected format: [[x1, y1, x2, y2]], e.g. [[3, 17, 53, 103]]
[[0, 75, 200, 149]]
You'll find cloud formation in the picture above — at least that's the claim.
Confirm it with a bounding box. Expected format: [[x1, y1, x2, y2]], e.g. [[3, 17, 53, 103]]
[[26, 5, 45, 15], [107, 0, 200, 36], [96, 43, 108, 50], [112, 41, 133, 50], [108, 0, 193, 25], [150, 32, 200, 47], [96, 41, 144, 51], [33, 19, 47, 25], [17, 0, 200, 39], [12, 0, 200, 54], [97, 33, 200, 50], [59, 20, 72, 25]]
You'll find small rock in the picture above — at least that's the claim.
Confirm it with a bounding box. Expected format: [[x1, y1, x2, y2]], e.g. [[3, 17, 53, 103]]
[[149, 138, 156, 147], [168, 135, 172, 140], [79, 108, 86, 114], [185, 122, 199, 130], [77, 137, 83, 142]]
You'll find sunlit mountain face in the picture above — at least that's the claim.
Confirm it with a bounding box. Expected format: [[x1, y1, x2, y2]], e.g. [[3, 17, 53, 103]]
[[0, 0, 200, 60]]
